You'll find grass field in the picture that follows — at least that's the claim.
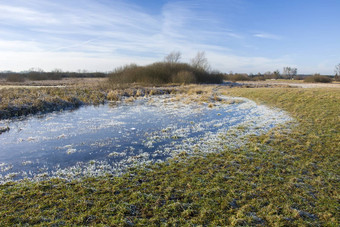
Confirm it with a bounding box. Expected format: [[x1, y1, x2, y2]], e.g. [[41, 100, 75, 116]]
[[0, 87, 339, 226]]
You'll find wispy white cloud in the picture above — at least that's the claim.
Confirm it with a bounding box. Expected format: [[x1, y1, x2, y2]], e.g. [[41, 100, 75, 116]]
[[0, 40, 43, 52], [226, 32, 244, 39], [0, 0, 296, 73], [253, 32, 282, 40], [49, 39, 101, 52], [0, 4, 58, 25], [0, 50, 156, 72]]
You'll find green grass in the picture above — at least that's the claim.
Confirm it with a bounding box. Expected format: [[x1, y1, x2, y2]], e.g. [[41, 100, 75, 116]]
[[0, 87, 339, 226]]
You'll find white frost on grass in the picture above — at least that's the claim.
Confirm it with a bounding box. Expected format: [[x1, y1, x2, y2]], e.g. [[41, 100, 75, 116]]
[[0, 163, 13, 172], [50, 95, 292, 181], [0, 94, 294, 183], [66, 148, 77, 155], [138, 95, 292, 159], [21, 161, 33, 166]]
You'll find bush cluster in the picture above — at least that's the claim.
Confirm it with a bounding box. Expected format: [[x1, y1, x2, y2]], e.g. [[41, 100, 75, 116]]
[[224, 73, 250, 82], [304, 75, 332, 83], [6, 74, 26, 82], [223, 73, 282, 82], [27, 72, 62, 81], [108, 62, 223, 85], [3, 72, 107, 82]]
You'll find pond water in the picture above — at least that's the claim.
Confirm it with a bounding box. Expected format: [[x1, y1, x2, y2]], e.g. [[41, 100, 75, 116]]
[[0, 95, 292, 183]]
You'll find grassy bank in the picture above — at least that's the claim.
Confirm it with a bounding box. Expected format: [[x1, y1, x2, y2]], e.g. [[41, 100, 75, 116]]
[[0, 83, 224, 120], [0, 87, 339, 226], [0, 76, 290, 120], [0, 85, 180, 120], [0, 87, 106, 120]]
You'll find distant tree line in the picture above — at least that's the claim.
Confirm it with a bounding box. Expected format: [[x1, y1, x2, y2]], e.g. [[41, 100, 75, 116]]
[[1, 69, 107, 82], [2, 59, 339, 84], [223, 66, 338, 83]]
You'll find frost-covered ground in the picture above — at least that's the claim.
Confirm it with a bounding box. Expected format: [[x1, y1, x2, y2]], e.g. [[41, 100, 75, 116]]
[[0, 95, 293, 183]]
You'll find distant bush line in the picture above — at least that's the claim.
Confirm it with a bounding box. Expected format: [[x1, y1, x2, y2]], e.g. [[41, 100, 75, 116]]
[[2, 67, 337, 84], [223, 73, 335, 83], [108, 62, 223, 85], [6, 74, 26, 82], [304, 74, 332, 83], [2, 72, 107, 82]]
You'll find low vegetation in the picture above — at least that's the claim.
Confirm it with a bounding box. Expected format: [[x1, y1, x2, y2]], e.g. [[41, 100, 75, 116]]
[[0, 85, 183, 120], [223, 73, 251, 82], [1, 71, 107, 83], [0, 87, 106, 120], [0, 87, 338, 226], [6, 74, 26, 82], [26, 71, 63, 81], [108, 62, 223, 85], [304, 74, 332, 83]]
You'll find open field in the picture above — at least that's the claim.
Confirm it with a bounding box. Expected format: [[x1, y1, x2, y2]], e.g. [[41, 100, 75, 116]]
[[0, 85, 339, 226], [0, 78, 107, 88], [235, 80, 340, 88]]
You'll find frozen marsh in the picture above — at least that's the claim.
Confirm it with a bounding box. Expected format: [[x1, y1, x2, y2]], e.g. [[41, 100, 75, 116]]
[[0, 94, 293, 183]]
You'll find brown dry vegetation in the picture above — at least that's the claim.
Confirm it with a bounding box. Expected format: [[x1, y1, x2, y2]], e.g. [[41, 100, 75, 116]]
[[0, 77, 106, 87]]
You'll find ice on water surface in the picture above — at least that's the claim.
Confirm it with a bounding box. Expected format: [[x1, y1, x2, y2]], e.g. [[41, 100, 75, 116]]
[[0, 95, 293, 183]]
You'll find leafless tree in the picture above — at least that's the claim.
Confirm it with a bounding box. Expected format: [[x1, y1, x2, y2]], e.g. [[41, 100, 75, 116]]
[[191, 51, 210, 71], [283, 67, 297, 79], [273, 70, 280, 79], [335, 63, 340, 81], [335, 63, 340, 76], [164, 51, 181, 64]]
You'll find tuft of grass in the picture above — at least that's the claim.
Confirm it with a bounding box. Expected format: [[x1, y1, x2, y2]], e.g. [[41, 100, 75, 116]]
[[0, 126, 10, 134], [0, 87, 339, 226]]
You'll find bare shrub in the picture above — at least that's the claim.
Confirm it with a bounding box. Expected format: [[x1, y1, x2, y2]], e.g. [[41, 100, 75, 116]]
[[224, 73, 249, 82], [108, 62, 222, 85], [27, 72, 62, 81], [6, 74, 25, 82], [304, 74, 332, 83], [172, 71, 196, 84]]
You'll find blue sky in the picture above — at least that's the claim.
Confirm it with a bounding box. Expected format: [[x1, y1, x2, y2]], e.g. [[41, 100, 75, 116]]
[[0, 0, 339, 74]]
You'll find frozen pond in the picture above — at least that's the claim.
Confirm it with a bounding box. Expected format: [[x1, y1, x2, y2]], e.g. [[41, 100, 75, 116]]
[[0, 95, 292, 183]]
